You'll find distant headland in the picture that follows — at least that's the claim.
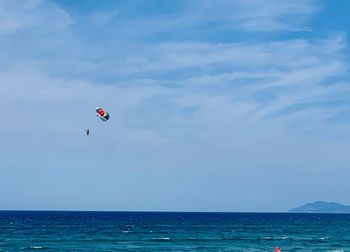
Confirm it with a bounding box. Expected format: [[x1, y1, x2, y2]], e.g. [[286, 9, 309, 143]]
[[289, 201, 350, 214]]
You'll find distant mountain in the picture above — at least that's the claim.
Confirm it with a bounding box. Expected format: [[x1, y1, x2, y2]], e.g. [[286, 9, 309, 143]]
[[289, 201, 350, 214]]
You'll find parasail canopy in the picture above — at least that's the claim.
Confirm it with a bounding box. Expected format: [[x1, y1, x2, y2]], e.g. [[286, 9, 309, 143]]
[[95, 107, 110, 121]]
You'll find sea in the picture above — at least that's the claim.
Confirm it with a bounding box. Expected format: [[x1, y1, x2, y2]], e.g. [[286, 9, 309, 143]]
[[0, 211, 349, 251]]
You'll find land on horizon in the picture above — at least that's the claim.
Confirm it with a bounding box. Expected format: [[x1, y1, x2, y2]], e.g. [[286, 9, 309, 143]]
[[2, 201, 350, 214]]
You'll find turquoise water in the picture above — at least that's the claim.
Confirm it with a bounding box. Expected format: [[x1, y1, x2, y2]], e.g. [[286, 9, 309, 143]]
[[0, 211, 349, 251]]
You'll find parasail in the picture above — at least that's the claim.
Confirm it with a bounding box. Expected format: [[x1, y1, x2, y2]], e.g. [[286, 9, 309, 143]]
[[95, 107, 110, 121]]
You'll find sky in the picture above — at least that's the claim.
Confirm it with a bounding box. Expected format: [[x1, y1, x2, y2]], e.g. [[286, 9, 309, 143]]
[[1, 0, 350, 212]]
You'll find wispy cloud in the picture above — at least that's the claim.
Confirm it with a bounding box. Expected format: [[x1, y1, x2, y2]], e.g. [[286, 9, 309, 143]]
[[1, 0, 348, 143], [0, 0, 73, 33]]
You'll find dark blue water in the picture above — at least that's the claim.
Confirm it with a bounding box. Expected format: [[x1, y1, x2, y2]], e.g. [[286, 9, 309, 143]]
[[1, 211, 349, 251]]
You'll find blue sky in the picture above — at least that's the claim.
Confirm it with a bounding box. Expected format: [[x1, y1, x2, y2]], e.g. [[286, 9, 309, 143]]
[[1, 0, 350, 212]]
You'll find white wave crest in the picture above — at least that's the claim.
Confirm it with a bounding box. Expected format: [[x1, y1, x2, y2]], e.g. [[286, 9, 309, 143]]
[[153, 237, 170, 240]]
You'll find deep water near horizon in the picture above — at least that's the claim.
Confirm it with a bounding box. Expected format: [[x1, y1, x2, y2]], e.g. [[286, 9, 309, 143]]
[[0, 211, 350, 251]]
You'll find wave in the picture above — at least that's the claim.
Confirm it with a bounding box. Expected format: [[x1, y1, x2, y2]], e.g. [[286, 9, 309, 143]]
[[81, 238, 124, 242], [20, 246, 51, 250], [261, 236, 289, 240], [152, 237, 171, 241], [261, 236, 331, 242]]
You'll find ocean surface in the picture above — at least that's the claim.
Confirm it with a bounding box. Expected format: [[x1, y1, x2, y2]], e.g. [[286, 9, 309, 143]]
[[0, 211, 350, 251]]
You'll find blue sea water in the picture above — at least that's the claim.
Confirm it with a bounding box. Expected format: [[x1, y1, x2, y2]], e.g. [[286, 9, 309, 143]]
[[0, 211, 350, 251]]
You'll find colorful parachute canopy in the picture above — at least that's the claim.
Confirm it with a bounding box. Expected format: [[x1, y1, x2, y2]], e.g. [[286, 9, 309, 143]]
[[95, 107, 110, 121]]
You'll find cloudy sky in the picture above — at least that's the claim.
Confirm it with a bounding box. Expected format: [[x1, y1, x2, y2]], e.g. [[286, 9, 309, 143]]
[[1, 0, 350, 212]]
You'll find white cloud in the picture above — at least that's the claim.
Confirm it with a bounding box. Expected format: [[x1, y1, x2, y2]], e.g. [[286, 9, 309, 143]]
[[0, 0, 348, 139], [0, 0, 73, 33], [222, 0, 319, 31], [1, 1, 348, 139]]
